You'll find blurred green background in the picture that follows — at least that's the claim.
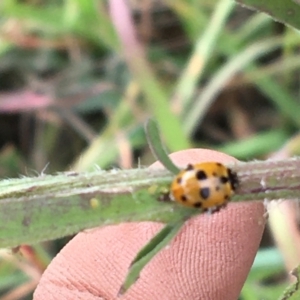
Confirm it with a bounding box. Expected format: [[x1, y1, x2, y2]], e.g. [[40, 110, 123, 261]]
[[1, 0, 300, 299]]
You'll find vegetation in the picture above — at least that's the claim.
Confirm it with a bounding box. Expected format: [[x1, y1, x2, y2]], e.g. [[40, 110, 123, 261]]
[[0, 0, 300, 298]]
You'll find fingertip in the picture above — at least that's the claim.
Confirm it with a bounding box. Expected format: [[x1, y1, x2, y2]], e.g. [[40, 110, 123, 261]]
[[34, 148, 265, 300], [149, 148, 238, 170]]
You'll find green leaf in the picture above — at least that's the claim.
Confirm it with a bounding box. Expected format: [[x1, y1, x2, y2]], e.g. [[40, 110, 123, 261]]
[[235, 0, 300, 31], [217, 130, 287, 159], [119, 218, 191, 295], [145, 119, 180, 174]]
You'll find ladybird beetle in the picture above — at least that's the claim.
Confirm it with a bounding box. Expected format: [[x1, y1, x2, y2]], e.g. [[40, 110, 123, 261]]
[[170, 162, 238, 211]]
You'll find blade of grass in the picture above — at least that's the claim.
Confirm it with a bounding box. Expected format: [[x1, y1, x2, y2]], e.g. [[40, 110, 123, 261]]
[[145, 119, 180, 174], [109, 0, 190, 151], [2, 0, 118, 49], [167, 0, 207, 41], [235, 0, 300, 31], [183, 36, 300, 135], [171, 0, 235, 113], [217, 129, 287, 159], [170, 2, 299, 137], [119, 219, 188, 295]]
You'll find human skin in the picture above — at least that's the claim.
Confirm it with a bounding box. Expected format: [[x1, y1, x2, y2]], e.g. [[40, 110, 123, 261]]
[[33, 149, 265, 299]]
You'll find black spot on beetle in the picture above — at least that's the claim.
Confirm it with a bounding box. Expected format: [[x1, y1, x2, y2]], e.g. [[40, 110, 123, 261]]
[[212, 172, 217, 177], [216, 163, 222, 167], [186, 164, 194, 171], [177, 177, 182, 184], [196, 170, 207, 180], [228, 168, 239, 190], [181, 195, 187, 202], [215, 186, 220, 191], [220, 176, 229, 184], [194, 202, 202, 208], [200, 187, 210, 199]]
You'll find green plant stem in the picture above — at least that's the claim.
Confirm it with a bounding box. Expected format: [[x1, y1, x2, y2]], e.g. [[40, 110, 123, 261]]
[[1, 157, 300, 248]]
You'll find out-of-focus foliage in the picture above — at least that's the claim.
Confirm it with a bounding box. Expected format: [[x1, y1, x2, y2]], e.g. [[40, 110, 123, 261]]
[[0, 0, 300, 299], [235, 0, 300, 31]]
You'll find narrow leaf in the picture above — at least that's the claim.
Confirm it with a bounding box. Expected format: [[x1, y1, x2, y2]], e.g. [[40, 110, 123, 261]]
[[235, 0, 300, 31], [119, 218, 190, 295], [145, 119, 180, 174]]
